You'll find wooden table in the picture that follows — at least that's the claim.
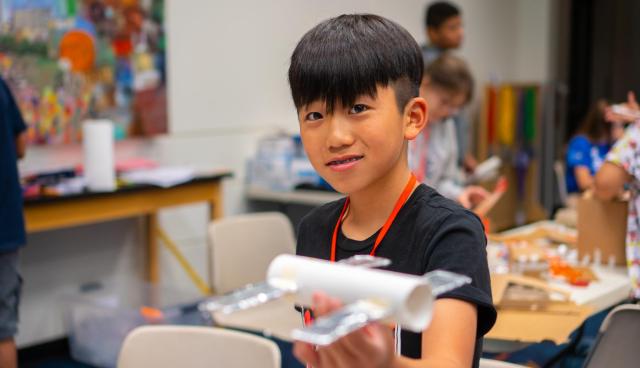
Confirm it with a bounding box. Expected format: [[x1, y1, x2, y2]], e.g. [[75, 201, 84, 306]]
[[486, 266, 630, 345], [485, 221, 631, 350], [24, 171, 232, 284]]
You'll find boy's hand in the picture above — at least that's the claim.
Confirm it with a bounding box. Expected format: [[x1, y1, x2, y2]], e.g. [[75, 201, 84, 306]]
[[463, 154, 478, 174], [457, 186, 489, 209], [293, 292, 396, 368]]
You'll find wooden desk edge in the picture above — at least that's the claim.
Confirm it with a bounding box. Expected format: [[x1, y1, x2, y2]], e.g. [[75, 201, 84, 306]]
[[25, 177, 227, 233]]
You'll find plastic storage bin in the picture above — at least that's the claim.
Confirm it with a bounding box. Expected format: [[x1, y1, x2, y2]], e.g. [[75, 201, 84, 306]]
[[64, 281, 210, 368]]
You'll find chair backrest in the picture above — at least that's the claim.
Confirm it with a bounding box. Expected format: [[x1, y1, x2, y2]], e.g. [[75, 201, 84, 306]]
[[554, 160, 569, 207], [117, 326, 280, 368], [583, 303, 640, 368], [208, 212, 296, 294]]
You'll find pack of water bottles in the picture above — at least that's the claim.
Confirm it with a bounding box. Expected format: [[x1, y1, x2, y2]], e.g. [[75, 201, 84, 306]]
[[247, 133, 325, 191]]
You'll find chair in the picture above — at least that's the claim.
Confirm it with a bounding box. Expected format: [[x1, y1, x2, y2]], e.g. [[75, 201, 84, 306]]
[[554, 160, 568, 207], [479, 358, 528, 368], [552, 160, 579, 227], [207, 212, 301, 341], [208, 212, 295, 294], [583, 303, 640, 368], [117, 326, 280, 368]]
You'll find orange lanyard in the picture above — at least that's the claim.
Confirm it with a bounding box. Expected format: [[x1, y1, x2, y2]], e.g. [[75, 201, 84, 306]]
[[330, 174, 417, 262]]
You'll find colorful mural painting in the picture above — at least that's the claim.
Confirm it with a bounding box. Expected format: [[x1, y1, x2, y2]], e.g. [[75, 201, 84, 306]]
[[0, 0, 167, 145]]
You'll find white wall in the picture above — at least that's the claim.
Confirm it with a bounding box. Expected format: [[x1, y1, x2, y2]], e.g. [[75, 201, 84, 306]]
[[16, 0, 553, 346], [512, 0, 553, 82]]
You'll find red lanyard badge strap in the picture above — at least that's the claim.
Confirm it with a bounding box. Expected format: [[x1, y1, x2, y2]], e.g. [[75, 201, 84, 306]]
[[330, 174, 417, 262]]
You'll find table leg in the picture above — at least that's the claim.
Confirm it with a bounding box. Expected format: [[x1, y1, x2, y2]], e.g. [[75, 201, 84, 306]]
[[146, 212, 159, 284], [209, 184, 223, 220]]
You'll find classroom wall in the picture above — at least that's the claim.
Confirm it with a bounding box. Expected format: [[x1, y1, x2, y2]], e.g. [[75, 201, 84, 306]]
[[513, 0, 554, 82], [16, 0, 553, 346]]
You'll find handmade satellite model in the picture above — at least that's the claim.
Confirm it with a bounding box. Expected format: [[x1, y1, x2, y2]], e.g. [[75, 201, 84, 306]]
[[199, 254, 470, 345]]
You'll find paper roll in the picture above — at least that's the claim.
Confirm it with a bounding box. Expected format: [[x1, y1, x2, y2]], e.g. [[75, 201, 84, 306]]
[[83, 120, 116, 192], [267, 255, 433, 332]]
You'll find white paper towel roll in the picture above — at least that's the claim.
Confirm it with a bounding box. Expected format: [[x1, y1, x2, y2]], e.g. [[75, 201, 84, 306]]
[[83, 120, 116, 192], [267, 255, 433, 332]]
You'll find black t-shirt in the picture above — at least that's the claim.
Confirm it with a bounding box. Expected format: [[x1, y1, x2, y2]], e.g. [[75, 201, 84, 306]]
[[296, 184, 496, 368]]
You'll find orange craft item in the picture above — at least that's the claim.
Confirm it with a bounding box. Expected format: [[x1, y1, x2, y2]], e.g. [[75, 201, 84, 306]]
[[139, 306, 164, 322], [549, 258, 591, 287]]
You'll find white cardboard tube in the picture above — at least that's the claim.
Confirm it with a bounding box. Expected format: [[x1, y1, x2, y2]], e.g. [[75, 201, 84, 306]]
[[267, 254, 433, 332], [83, 120, 116, 192]]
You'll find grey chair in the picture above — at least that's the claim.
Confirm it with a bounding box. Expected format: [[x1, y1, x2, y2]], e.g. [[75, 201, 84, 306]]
[[583, 303, 640, 368]]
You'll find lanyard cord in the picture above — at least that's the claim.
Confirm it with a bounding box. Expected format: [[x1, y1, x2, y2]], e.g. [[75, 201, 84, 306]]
[[330, 174, 417, 262]]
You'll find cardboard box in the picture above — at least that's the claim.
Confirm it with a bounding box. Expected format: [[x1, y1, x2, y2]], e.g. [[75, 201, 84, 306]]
[[484, 164, 548, 232], [577, 194, 628, 266], [488, 274, 594, 343]]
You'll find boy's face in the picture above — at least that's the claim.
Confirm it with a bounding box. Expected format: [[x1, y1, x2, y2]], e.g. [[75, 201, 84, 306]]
[[420, 81, 466, 123], [427, 15, 463, 49], [297, 86, 426, 194]]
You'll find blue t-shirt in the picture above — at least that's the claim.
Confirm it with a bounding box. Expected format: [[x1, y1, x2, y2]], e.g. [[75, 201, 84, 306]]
[[0, 78, 26, 252], [565, 135, 611, 193]]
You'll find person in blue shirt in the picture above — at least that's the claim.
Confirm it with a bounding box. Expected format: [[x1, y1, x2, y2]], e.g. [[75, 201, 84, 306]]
[[565, 100, 623, 193], [0, 76, 27, 368]]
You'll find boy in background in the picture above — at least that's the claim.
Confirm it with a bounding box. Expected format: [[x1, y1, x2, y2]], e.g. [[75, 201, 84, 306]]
[[0, 77, 27, 368], [421, 1, 463, 64], [411, 54, 489, 209], [422, 1, 478, 174], [290, 14, 495, 368]]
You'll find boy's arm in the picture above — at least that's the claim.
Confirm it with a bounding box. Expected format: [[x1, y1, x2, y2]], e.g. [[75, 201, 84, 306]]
[[293, 295, 477, 368], [15, 131, 27, 159], [395, 298, 476, 368], [1, 78, 27, 159]]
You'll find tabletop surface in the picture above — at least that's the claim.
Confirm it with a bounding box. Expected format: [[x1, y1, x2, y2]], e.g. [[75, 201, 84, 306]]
[[24, 170, 233, 205]]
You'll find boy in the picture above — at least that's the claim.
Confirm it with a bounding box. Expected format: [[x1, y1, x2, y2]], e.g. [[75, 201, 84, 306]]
[[422, 1, 477, 174], [421, 1, 463, 64], [289, 14, 495, 368], [0, 76, 27, 368], [412, 54, 489, 209]]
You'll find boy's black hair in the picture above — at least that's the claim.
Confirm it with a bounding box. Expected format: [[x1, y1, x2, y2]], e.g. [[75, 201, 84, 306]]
[[288, 14, 423, 114], [425, 1, 460, 29]]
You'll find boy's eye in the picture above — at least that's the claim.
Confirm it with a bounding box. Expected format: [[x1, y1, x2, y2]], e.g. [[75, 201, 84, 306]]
[[349, 104, 369, 114], [305, 112, 323, 121]]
